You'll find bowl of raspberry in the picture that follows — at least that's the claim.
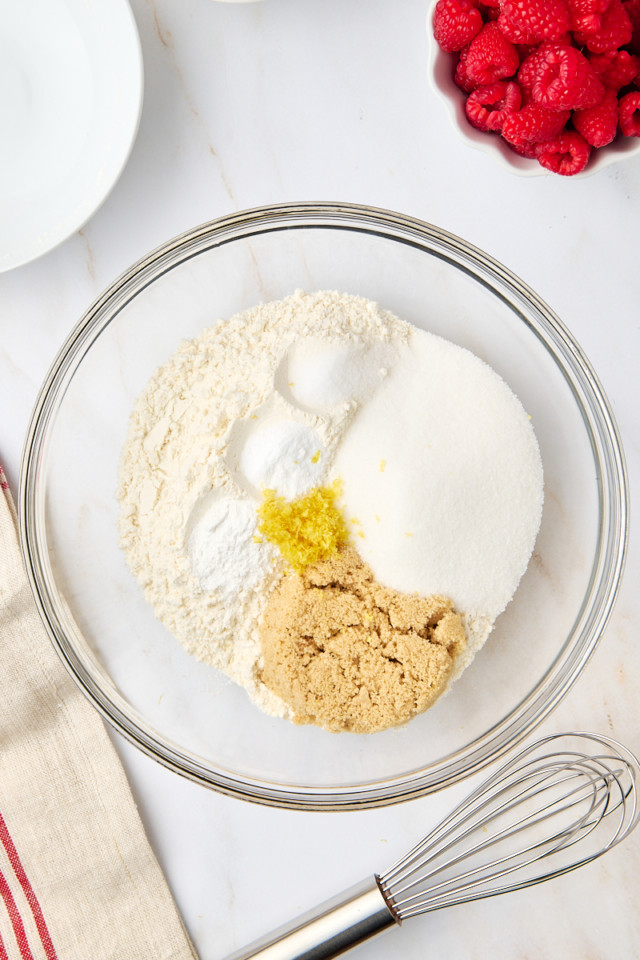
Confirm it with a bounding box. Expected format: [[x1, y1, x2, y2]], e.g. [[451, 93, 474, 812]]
[[428, 0, 640, 176]]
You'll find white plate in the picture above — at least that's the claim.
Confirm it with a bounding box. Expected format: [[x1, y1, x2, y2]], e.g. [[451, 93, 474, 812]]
[[0, 0, 143, 272]]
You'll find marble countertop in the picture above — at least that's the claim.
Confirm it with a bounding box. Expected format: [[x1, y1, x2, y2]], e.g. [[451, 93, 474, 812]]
[[2, 0, 639, 957]]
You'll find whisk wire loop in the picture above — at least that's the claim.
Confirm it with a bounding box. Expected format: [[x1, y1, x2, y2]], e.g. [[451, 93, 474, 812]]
[[385, 764, 613, 915], [383, 759, 601, 890], [380, 734, 640, 920]]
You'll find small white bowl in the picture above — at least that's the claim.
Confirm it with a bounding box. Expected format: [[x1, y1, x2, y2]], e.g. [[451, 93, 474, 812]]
[[426, 1, 640, 178]]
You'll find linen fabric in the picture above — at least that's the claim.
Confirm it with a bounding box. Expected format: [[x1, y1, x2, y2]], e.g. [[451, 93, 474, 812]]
[[0, 466, 198, 960]]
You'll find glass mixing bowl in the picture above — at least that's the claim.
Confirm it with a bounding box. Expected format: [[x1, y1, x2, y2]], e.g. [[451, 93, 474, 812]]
[[20, 203, 628, 809]]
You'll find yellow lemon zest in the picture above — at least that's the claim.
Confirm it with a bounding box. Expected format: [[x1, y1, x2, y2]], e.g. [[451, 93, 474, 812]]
[[257, 480, 348, 573]]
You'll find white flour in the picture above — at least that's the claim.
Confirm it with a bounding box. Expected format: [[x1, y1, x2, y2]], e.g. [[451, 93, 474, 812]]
[[117, 289, 543, 723], [117, 290, 407, 716]]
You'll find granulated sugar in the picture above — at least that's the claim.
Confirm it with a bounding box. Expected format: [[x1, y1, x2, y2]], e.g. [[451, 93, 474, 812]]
[[333, 330, 544, 680], [117, 289, 543, 728]]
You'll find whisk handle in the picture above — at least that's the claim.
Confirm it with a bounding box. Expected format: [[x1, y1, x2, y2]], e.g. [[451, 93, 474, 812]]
[[222, 877, 398, 960]]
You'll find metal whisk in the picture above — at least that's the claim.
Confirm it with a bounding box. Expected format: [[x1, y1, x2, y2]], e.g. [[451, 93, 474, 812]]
[[224, 732, 639, 960]]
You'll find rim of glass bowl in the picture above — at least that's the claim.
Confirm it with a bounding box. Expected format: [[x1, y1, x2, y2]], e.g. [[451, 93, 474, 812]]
[[19, 202, 629, 810]]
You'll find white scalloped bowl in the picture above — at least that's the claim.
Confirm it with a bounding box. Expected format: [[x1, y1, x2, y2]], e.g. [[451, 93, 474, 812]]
[[426, 1, 640, 178]]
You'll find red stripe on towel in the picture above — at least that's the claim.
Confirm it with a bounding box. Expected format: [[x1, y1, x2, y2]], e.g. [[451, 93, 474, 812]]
[[0, 814, 57, 960], [0, 929, 10, 960], [0, 866, 34, 960]]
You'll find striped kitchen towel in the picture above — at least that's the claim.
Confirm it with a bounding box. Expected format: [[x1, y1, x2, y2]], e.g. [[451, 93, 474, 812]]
[[0, 465, 198, 960]]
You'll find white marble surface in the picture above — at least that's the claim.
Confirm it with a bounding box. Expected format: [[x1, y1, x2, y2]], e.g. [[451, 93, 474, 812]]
[[2, 0, 640, 957]]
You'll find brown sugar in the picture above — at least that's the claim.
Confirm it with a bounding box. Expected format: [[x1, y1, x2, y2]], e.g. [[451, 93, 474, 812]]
[[258, 545, 466, 734]]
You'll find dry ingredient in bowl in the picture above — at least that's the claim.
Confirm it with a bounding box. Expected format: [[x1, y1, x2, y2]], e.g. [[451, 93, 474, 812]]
[[260, 545, 466, 734], [256, 480, 348, 573], [117, 289, 543, 732]]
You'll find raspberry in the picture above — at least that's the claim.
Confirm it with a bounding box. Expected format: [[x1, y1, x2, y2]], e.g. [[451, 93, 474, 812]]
[[521, 42, 605, 108], [499, 15, 571, 43], [498, 0, 572, 41], [567, 0, 612, 32], [504, 132, 541, 155], [589, 50, 640, 88], [465, 81, 522, 129], [567, 0, 612, 15], [465, 22, 520, 84], [573, 0, 632, 51], [536, 131, 592, 173], [618, 89, 640, 133], [433, 0, 484, 52], [502, 102, 571, 143], [454, 44, 478, 91], [497, 12, 536, 40], [573, 88, 620, 143], [517, 42, 552, 99], [572, 12, 605, 29]]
